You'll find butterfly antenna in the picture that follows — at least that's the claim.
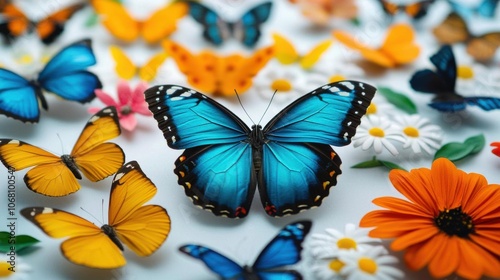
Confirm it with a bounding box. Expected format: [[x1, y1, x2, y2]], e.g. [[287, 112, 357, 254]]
[[257, 90, 277, 125], [101, 199, 105, 224], [56, 133, 65, 154], [234, 89, 255, 125], [80, 207, 103, 226]]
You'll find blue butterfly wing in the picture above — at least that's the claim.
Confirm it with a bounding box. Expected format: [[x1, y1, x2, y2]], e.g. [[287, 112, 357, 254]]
[[37, 39, 100, 103], [0, 68, 41, 122], [256, 271, 303, 280], [464, 97, 500, 111], [253, 221, 311, 271], [186, 1, 226, 45], [179, 244, 244, 279], [145, 85, 255, 218], [477, 0, 499, 17], [409, 69, 453, 94], [448, 0, 473, 19], [430, 45, 456, 90], [236, 2, 273, 47]]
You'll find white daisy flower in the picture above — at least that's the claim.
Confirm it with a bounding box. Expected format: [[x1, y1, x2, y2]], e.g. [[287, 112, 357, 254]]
[[352, 115, 403, 156], [340, 246, 404, 280], [392, 115, 443, 155], [309, 223, 380, 259], [364, 95, 397, 118], [312, 257, 346, 280], [0, 255, 32, 280]]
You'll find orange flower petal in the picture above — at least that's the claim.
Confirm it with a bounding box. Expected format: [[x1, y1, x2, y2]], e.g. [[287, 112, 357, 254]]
[[470, 234, 500, 256], [369, 219, 435, 238], [403, 233, 446, 271], [360, 210, 426, 228], [467, 187, 500, 220], [391, 226, 439, 250], [372, 197, 431, 217], [389, 168, 438, 215], [460, 172, 488, 209], [430, 158, 461, 209], [456, 238, 500, 279], [428, 236, 460, 278]]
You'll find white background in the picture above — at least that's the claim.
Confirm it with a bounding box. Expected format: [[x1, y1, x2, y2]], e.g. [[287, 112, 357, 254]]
[[1, 0, 500, 279]]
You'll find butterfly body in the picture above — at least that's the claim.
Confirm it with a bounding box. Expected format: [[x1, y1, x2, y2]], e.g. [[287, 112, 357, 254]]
[[180, 221, 311, 279], [146, 82, 376, 218], [101, 224, 124, 251], [60, 154, 82, 180], [410, 45, 500, 112], [186, 1, 272, 47]]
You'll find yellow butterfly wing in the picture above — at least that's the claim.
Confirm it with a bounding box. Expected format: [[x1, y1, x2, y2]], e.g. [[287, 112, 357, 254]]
[[272, 33, 300, 65], [21, 207, 126, 269], [380, 23, 420, 65], [0, 140, 81, 196], [333, 30, 395, 67], [432, 12, 470, 45], [71, 107, 124, 182], [91, 0, 139, 42], [142, 2, 188, 44], [300, 39, 333, 70], [110, 46, 136, 80], [109, 161, 171, 257], [139, 52, 168, 82]]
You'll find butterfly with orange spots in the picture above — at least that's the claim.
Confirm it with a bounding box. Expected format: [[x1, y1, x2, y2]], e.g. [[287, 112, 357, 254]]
[[333, 23, 420, 68], [0, 107, 124, 197], [21, 161, 171, 269], [378, 0, 435, 20], [0, 3, 84, 44], [91, 0, 187, 44], [433, 12, 500, 62], [163, 40, 274, 97]]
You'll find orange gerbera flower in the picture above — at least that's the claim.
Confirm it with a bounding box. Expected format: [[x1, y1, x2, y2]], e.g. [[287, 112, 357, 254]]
[[360, 158, 500, 279]]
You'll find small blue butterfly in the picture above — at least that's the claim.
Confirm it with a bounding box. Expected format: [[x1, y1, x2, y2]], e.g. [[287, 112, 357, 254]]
[[410, 45, 500, 112], [179, 221, 311, 280], [448, 0, 499, 19], [145, 81, 376, 218], [186, 1, 273, 47], [0, 39, 101, 123]]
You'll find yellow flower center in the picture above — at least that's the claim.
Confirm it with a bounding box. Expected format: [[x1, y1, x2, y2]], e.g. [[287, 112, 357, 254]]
[[329, 74, 346, 83], [366, 103, 377, 115], [457, 65, 474, 79], [0, 261, 13, 277], [328, 259, 345, 272], [358, 257, 378, 274], [271, 79, 292, 92], [403, 126, 419, 138], [17, 54, 34, 65], [336, 237, 357, 250], [368, 127, 385, 137], [41, 54, 51, 64]]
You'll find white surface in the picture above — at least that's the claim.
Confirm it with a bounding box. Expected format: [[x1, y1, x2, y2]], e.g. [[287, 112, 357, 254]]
[[1, 0, 500, 279]]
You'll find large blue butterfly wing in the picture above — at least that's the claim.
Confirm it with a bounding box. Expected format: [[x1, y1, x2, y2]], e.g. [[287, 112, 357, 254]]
[[234, 2, 273, 47], [464, 97, 500, 111], [430, 45, 456, 90], [179, 245, 244, 279], [186, 1, 228, 45], [477, 0, 499, 17], [37, 39, 100, 103], [253, 221, 311, 271], [145, 85, 255, 218], [0, 69, 41, 122], [256, 271, 303, 280]]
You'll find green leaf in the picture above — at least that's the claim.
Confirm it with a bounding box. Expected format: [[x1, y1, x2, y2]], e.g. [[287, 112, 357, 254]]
[[350, 17, 361, 26], [351, 157, 406, 171], [85, 13, 99, 28], [377, 87, 418, 114], [434, 134, 485, 162], [0, 232, 40, 253]]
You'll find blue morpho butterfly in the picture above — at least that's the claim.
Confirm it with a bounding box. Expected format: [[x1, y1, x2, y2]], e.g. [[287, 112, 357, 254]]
[[447, 0, 499, 19], [185, 1, 273, 47], [179, 221, 312, 279], [0, 39, 101, 123], [410, 45, 500, 112], [145, 81, 376, 218]]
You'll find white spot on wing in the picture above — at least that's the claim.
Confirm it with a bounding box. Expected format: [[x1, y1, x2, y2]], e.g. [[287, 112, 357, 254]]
[[114, 172, 125, 182], [42, 208, 54, 214], [340, 81, 354, 89]]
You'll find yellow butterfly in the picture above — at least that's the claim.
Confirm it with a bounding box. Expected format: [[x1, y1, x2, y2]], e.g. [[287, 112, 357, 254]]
[[110, 46, 168, 82], [272, 33, 332, 70], [91, 0, 187, 44], [163, 40, 274, 97], [0, 107, 124, 197], [21, 161, 171, 269]]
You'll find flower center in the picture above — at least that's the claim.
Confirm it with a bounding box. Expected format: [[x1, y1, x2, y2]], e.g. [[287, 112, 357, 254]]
[[0, 261, 13, 276], [336, 237, 357, 250], [457, 65, 474, 79], [17, 54, 34, 65], [121, 105, 132, 115], [328, 259, 345, 272], [434, 206, 475, 238], [366, 103, 377, 115], [271, 79, 292, 92], [358, 257, 377, 274], [368, 127, 385, 137], [329, 74, 346, 83], [403, 126, 419, 138]]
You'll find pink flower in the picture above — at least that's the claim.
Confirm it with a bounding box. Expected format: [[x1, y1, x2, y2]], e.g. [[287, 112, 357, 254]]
[[88, 80, 151, 131]]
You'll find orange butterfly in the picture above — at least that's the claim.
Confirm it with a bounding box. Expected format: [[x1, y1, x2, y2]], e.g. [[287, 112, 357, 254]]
[[0, 3, 84, 44], [332, 23, 420, 68], [378, 0, 435, 19], [21, 161, 171, 269], [0, 107, 124, 197], [91, 0, 187, 44], [433, 12, 500, 62], [163, 40, 274, 97]]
